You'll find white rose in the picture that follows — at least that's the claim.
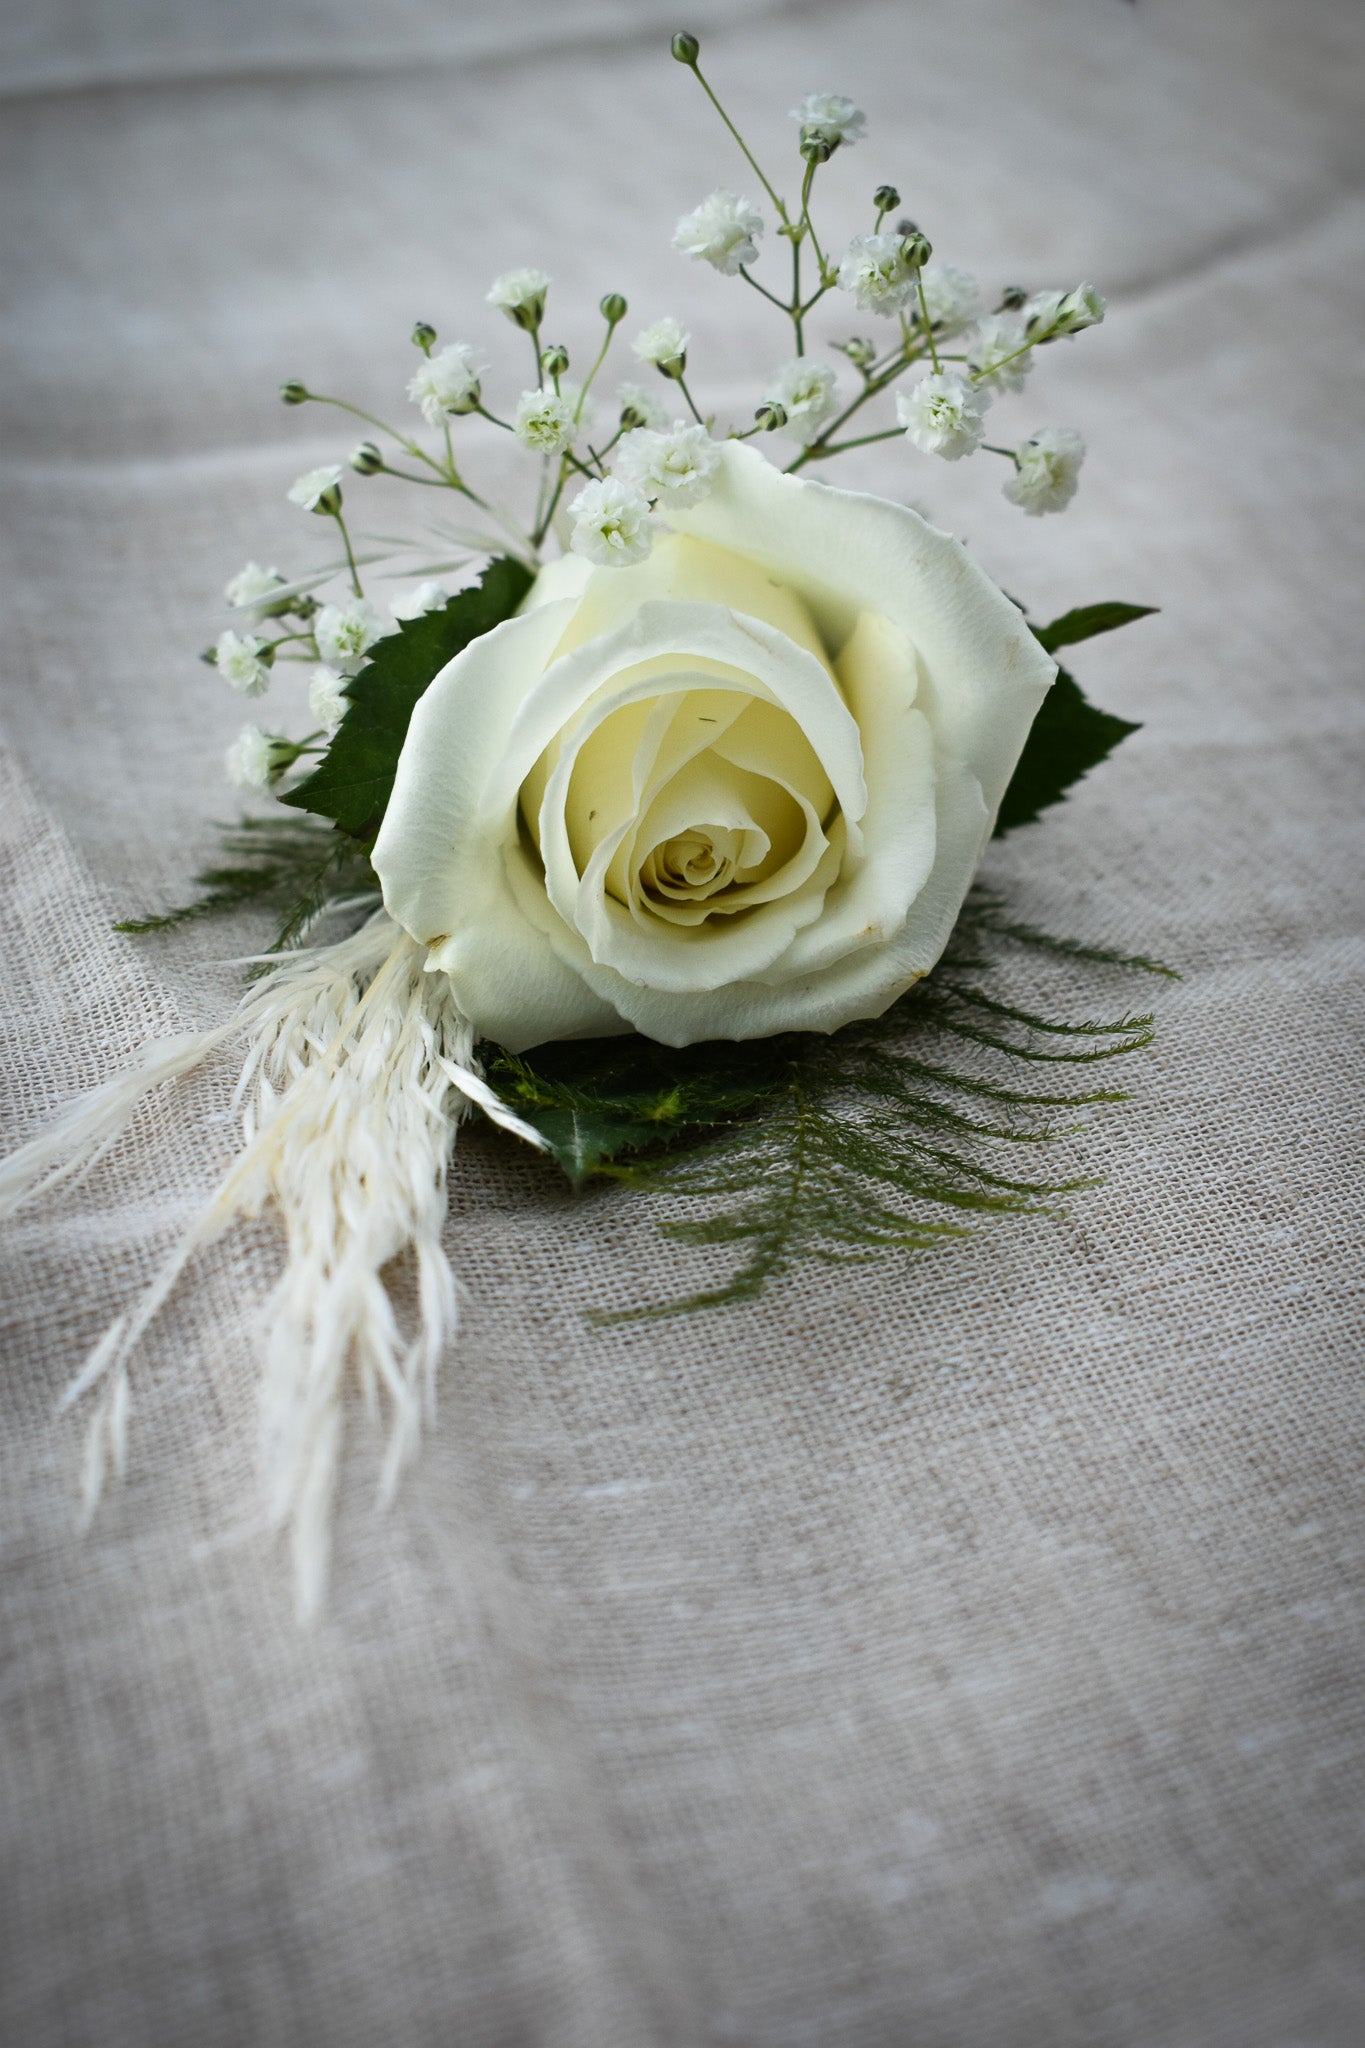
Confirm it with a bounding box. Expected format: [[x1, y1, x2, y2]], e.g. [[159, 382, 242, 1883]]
[[372, 444, 1055, 1051]]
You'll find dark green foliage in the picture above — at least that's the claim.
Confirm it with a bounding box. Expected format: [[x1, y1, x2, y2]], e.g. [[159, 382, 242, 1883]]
[[487, 890, 1173, 1321], [114, 816, 377, 952], [993, 600, 1154, 836], [994, 667, 1140, 836], [282, 555, 534, 844], [1031, 601, 1157, 654]]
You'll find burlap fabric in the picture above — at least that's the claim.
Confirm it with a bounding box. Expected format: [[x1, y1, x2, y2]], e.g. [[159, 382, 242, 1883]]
[[3, 1, 1364, 2042]]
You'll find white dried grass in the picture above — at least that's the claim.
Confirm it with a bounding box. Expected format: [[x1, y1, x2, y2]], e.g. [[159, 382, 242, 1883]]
[[0, 911, 546, 1619]]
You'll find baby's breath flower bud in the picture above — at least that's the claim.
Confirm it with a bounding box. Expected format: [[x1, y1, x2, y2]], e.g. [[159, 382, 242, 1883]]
[[899, 229, 932, 271], [287, 465, 344, 514], [754, 402, 787, 432], [540, 342, 570, 378], [800, 132, 834, 164], [997, 285, 1029, 311], [873, 185, 900, 213], [838, 336, 877, 370], [671, 30, 700, 64], [600, 293, 628, 325], [349, 440, 384, 475], [279, 381, 308, 406], [410, 320, 437, 351], [487, 267, 550, 331]]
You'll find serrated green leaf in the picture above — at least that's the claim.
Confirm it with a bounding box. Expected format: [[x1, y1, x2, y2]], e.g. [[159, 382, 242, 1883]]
[[1031, 602, 1157, 654], [993, 667, 1140, 837], [281, 555, 533, 843], [487, 1041, 774, 1186]]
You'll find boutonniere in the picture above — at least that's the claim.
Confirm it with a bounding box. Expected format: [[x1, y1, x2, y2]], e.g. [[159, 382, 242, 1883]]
[[2, 31, 1170, 1615]]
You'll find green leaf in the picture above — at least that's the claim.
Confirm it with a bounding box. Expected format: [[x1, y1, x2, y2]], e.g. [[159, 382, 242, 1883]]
[[1031, 601, 1157, 654], [487, 1041, 775, 1186], [114, 815, 377, 949], [281, 555, 534, 843], [993, 666, 1139, 837], [485, 889, 1168, 1320]]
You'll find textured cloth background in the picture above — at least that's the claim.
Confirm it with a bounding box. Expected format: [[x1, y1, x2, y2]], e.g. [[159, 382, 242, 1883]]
[[3, 1, 1364, 2043]]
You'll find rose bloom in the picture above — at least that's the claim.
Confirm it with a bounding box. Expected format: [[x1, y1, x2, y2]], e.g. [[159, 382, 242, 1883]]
[[372, 445, 1055, 1050]]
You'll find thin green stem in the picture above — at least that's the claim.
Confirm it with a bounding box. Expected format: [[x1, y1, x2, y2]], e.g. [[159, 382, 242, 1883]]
[[307, 394, 446, 477], [968, 334, 1037, 386], [532, 463, 570, 550], [784, 343, 927, 471], [374, 463, 457, 488], [791, 231, 804, 355], [798, 159, 829, 284], [739, 266, 790, 313], [675, 375, 707, 428], [329, 508, 363, 597], [575, 318, 619, 420], [915, 274, 942, 373], [688, 61, 789, 223], [799, 426, 905, 459]]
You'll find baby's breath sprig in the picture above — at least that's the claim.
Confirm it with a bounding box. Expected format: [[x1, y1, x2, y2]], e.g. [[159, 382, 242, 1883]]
[[205, 28, 1111, 797]]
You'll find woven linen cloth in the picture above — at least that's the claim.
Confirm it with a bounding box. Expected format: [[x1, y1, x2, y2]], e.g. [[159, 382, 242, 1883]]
[[3, 1, 1364, 2042]]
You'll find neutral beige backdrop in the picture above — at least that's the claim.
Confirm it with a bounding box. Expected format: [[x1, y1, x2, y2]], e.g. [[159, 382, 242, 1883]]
[[3, 2, 1364, 2043]]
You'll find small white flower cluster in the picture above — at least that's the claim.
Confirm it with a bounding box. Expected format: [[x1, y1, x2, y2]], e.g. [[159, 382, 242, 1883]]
[[568, 478, 657, 568], [214, 629, 271, 697], [838, 233, 921, 316], [408, 342, 484, 424], [673, 190, 763, 275], [897, 374, 990, 461], [790, 92, 866, 150], [315, 598, 388, 675], [762, 358, 837, 446], [616, 421, 722, 508], [633, 317, 690, 372], [287, 465, 343, 513], [226, 724, 275, 792], [1004, 427, 1087, 514], [215, 60, 1112, 792]]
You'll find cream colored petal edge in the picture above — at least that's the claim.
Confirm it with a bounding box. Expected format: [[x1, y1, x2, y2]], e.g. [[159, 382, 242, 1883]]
[[372, 600, 623, 1047], [665, 442, 1056, 819]]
